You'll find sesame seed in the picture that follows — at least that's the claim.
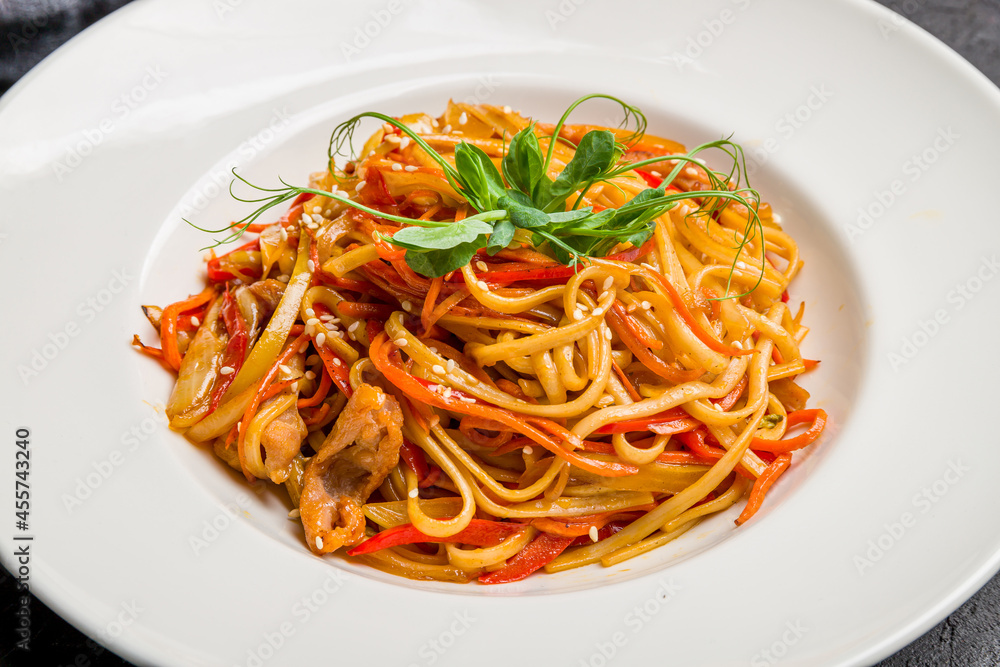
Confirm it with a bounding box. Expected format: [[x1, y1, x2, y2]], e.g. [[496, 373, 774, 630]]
[[391, 162, 402, 171], [333, 357, 342, 366], [459, 111, 468, 125], [348, 321, 360, 332], [394, 338, 407, 347], [641, 301, 652, 310], [651, 170, 662, 178], [383, 123, 394, 133], [733, 340, 743, 349], [236, 422, 241, 432], [305, 308, 315, 317], [288, 509, 300, 519], [443, 387, 452, 398], [277, 274, 290, 283], [441, 124, 452, 134], [476, 280, 489, 291], [385, 134, 401, 144], [307, 260, 316, 272], [503, 105, 512, 114], [190, 316, 200, 327], [604, 328, 613, 341], [589, 526, 599, 542], [592, 307, 604, 317], [408, 488, 419, 499], [404, 165, 418, 172], [306, 222, 319, 230], [279, 364, 292, 374], [432, 118, 440, 128], [626, 303, 637, 313], [312, 206, 323, 214], [315, 536, 324, 550], [311, 214, 323, 224], [402, 301, 413, 312], [446, 359, 456, 372], [299, 342, 309, 353], [572, 310, 583, 321], [355, 180, 367, 192], [300, 214, 311, 225], [736, 261, 747, 269], [432, 364, 446, 375], [399, 137, 410, 150], [279, 227, 288, 242], [476, 260, 488, 271], [714, 403, 724, 411], [578, 303, 590, 312], [602, 277, 614, 291], [305, 370, 316, 380], [459, 395, 476, 403], [429, 347, 438, 353], [304, 323, 315, 336], [291, 380, 299, 392], [523, 446, 533, 455], [220, 365, 234, 375], [357, 167, 367, 180], [429, 384, 439, 392], [306, 355, 319, 364], [316, 333, 326, 347]]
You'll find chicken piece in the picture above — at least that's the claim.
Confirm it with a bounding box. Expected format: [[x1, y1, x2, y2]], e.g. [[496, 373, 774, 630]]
[[262, 404, 309, 484], [300, 384, 403, 553]]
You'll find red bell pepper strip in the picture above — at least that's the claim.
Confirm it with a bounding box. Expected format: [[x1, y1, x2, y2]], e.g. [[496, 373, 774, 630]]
[[336, 301, 396, 320], [712, 376, 748, 412], [735, 453, 792, 525], [313, 340, 353, 398], [206, 238, 262, 282], [347, 519, 524, 556], [160, 287, 217, 371], [595, 407, 691, 434], [750, 409, 827, 454], [478, 532, 574, 585], [208, 289, 249, 412], [399, 440, 429, 481]]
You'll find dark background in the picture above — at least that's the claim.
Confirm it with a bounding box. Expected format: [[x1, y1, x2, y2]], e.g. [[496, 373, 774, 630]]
[[2, 0, 999, 665]]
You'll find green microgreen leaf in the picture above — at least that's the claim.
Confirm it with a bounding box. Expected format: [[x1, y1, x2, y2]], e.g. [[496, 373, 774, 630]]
[[454, 142, 505, 212], [498, 191, 548, 229], [388, 215, 494, 250], [404, 239, 484, 278], [486, 218, 515, 255]]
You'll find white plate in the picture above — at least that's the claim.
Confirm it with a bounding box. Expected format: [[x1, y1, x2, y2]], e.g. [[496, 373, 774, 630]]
[[2, 1, 999, 665]]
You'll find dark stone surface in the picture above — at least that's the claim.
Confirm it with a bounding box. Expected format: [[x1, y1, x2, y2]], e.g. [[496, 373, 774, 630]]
[[0, 1, 998, 666]]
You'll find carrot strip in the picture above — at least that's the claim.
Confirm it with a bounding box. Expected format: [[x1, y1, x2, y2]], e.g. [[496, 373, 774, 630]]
[[160, 287, 216, 371], [369, 334, 637, 477], [607, 301, 704, 384], [297, 366, 332, 408], [735, 453, 792, 525], [643, 271, 752, 357], [751, 409, 827, 454]]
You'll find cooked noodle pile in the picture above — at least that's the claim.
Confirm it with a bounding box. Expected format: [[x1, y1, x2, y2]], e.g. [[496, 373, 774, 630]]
[[135, 100, 825, 583]]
